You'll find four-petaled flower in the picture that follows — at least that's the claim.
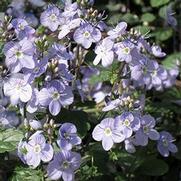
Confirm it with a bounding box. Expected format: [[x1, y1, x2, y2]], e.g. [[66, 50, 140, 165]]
[[157, 131, 178, 157], [3, 38, 35, 73], [57, 123, 82, 150], [40, 6, 61, 31], [18, 131, 54, 168], [115, 112, 140, 138], [74, 23, 101, 49], [38, 81, 74, 116], [9, 18, 35, 39], [92, 118, 125, 151], [93, 38, 114, 67], [47, 150, 81, 181], [135, 115, 160, 146], [3, 73, 32, 105]]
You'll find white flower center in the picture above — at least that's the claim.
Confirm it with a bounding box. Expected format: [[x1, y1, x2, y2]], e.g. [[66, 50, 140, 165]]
[[162, 138, 168, 147], [52, 92, 60, 100], [50, 14, 57, 22], [123, 119, 130, 127], [123, 47, 130, 54], [34, 144, 41, 153], [18, 24, 25, 30], [62, 161, 70, 169], [104, 127, 112, 136], [63, 132, 70, 139], [83, 31, 90, 38], [143, 126, 149, 133], [16, 51, 23, 58], [152, 70, 157, 76]]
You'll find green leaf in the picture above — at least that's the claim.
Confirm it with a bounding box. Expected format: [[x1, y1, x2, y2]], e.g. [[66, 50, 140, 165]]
[[0, 129, 24, 153], [89, 70, 110, 85], [134, 25, 151, 35], [121, 13, 139, 25], [141, 13, 156, 22], [84, 50, 96, 63], [162, 53, 181, 69], [107, 14, 122, 25], [90, 62, 120, 85], [106, 2, 122, 12], [159, 6, 167, 18], [10, 167, 44, 181], [152, 28, 173, 41], [150, 0, 170, 7], [89, 143, 109, 174], [138, 158, 169, 176]]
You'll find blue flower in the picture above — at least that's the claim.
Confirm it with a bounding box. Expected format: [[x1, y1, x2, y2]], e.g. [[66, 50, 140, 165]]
[[3, 73, 32, 105], [93, 38, 114, 67], [135, 115, 160, 146], [38, 81, 74, 116], [115, 112, 140, 139], [92, 118, 125, 151], [107, 21, 127, 39], [74, 23, 101, 49], [40, 6, 61, 32], [157, 131, 178, 157], [57, 123, 81, 150], [3, 38, 35, 73], [18, 131, 54, 168], [47, 150, 81, 181], [9, 18, 35, 40]]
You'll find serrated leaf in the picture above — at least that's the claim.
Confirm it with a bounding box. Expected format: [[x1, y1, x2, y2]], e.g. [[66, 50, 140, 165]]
[[150, 0, 170, 7]]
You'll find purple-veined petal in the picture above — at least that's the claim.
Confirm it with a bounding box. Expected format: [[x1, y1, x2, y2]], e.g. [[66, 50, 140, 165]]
[[49, 100, 61, 116], [40, 143, 54, 162], [102, 136, 113, 151], [92, 124, 104, 141]]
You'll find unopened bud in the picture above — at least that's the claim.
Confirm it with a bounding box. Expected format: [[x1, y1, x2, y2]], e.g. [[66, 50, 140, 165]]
[[54, 67, 59, 74], [50, 119, 54, 127], [43, 123, 49, 129], [128, 102, 133, 108]]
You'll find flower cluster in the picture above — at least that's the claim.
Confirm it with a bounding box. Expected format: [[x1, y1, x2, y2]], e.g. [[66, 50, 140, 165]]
[[0, 0, 179, 180], [18, 123, 82, 180], [92, 112, 177, 157]]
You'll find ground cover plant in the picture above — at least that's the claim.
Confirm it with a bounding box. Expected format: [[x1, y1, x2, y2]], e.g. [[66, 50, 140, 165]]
[[0, 0, 181, 180]]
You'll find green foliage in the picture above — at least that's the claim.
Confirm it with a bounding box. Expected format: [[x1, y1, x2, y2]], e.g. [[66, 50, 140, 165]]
[[10, 167, 44, 181], [150, 0, 170, 7], [138, 158, 169, 176], [162, 53, 181, 69], [141, 13, 156, 22], [90, 62, 119, 85], [152, 28, 173, 41], [0, 129, 24, 153]]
